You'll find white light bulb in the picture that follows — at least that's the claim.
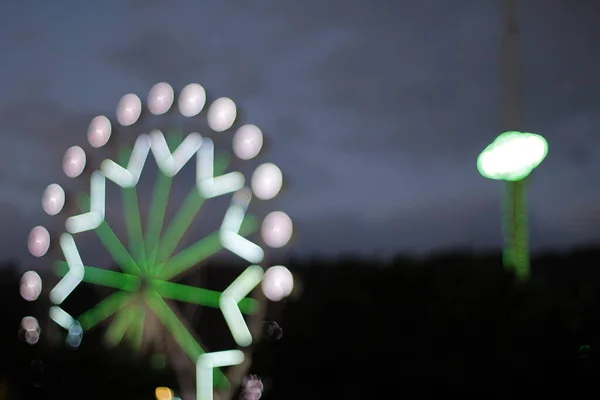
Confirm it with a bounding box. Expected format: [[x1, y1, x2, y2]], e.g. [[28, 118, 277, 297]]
[[261, 211, 293, 248], [251, 163, 283, 200], [147, 82, 174, 115], [178, 83, 206, 117], [20, 271, 42, 301], [261, 266, 294, 302], [207, 97, 237, 132], [87, 116, 112, 148], [116, 93, 142, 126], [63, 146, 86, 178], [28, 226, 50, 257], [233, 124, 263, 160], [42, 184, 65, 215]]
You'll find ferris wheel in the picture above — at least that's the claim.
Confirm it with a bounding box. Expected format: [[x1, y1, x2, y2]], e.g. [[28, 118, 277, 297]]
[[19, 82, 295, 399]]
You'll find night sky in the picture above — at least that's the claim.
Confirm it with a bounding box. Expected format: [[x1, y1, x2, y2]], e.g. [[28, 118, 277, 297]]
[[1, 1, 599, 267]]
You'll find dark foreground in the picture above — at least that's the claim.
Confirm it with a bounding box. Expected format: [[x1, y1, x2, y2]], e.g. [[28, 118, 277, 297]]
[[3, 248, 600, 399]]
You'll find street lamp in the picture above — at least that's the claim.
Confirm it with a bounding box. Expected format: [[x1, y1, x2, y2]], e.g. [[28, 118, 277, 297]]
[[477, 131, 548, 280]]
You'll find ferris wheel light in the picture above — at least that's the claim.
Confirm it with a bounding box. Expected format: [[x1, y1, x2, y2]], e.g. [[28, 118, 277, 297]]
[[233, 124, 263, 160], [49, 233, 85, 305], [150, 130, 203, 177], [197, 350, 245, 400], [42, 183, 65, 215], [207, 97, 237, 132], [66, 322, 83, 348], [21, 316, 40, 332], [20, 271, 42, 301], [116, 93, 142, 126], [261, 265, 293, 302], [178, 83, 206, 117], [21, 316, 41, 345], [63, 146, 86, 178], [87, 116, 112, 148], [251, 163, 282, 200], [28, 226, 50, 257], [261, 211, 293, 248], [49, 306, 74, 330], [33, 83, 291, 397], [148, 82, 175, 115]]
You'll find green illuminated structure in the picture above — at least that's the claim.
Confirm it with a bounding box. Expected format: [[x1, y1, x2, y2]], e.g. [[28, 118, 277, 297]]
[[53, 137, 257, 391], [24, 82, 295, 400], [477, 131, 548, 279]]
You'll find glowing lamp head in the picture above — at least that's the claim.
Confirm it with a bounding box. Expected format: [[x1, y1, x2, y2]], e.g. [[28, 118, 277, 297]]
[[477, 131, 548, 182]]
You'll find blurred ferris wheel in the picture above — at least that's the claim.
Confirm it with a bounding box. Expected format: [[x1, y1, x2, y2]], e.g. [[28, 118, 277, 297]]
[[20, 81, 296, 399]]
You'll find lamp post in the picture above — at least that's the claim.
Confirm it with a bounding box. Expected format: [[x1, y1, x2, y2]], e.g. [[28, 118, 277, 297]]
[[476, 0, 548, 281], [477, 131, 548, 280]]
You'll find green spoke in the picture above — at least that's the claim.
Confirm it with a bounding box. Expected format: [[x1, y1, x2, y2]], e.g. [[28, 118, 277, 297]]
[[119, 145, 146, 272], [127, 304, 145, 350], [77, 193, 140, 275], [159, 215, 258, 281], [105, 307, 136, 347], [152, 280, 258, 314], [146, 130, 182, 270], [155, 187, 205, 270], [159, 232, 218, 281], [145, 171, 173, 271], [145, 290, 229, 388], [78, 291, 134, 331], [55, 262, 139, 291], [154, 156, 229, 273], [122, 186, 147, 272]]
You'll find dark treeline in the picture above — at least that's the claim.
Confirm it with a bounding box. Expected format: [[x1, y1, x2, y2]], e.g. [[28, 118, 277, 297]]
[[3, 248, 600, 399]]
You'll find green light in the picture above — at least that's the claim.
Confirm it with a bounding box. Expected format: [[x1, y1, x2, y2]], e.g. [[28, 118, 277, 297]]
[[154, 155, 228, 273], [59, 133, 261, 389], [78, 291, 133, 330], [145, 290, 229, 388], [105, 307, 135, 347], [55, 262, 139, 291], [145, 169, 173, 270], [477, 131, 548, 280], [477, 131, 548, 182]]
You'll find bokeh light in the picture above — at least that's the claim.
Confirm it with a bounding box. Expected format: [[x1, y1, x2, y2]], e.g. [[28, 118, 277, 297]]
[[251, 163, 283, 200], [477, 131, 548, 181], [241, 375, 264, 400], [263, 321, 283, 342], [178, 83, 206, 117], [63, 146, 86, 178], [42, 183, 65, 215], [579, 345, 591, 359], [116, 93, 142, 126], [87, 115, 112, 148], [261, 265, 294, 302], [207, 97, 237, 132], [28, 226, 50, 258], [147, 82, 174, 115], [21, 316, 40, 345], [233, 124, 263, 160], [21, 316, 39, 332], [20, 271, 42, 301], [66, 322, 83, 348], [261, 211, 293, 248], [155, 387, 173, 400]]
